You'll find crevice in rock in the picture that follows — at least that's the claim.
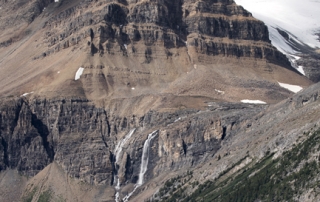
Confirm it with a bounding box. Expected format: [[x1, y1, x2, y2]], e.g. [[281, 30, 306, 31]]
[[144, 47, 153, 63], [10, 99, 23, 134], [100, 114, 110, 149], [1, 137, 9, 168], [221, 126, 227, 140], [109, 151, 116, 186], [125, 154, 132, 182], [90, 43, 98, 55], [100, 130, 109, 149], [106, 118, 111, 136], [182, 139, 187, 156], [31, 113, 55, 162]]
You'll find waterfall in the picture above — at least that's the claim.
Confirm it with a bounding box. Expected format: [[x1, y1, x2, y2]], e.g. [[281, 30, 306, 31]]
[[115, 192, 120, 202], [115, 128, 136, 164], [138, 130, 158, 185], [123, 130, 158, 202], [113, 128, 136, 202]]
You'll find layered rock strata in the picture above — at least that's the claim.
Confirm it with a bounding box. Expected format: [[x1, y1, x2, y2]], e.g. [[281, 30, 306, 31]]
[[0, 0, 311, 103]]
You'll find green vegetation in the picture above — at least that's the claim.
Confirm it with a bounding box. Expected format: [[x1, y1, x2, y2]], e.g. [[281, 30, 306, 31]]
[[38, 190, 52, 202], [165, 129, 320, 202], [150, 171, 193, 202], [55, 195, 66, 202], [23, 187, 53, 202], [23, 187, 37, 202]]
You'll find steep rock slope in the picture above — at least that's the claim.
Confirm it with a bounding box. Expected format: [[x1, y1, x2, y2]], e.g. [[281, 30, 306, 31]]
[[235, 0, 320, 82], [0, 0, 311, 103], [0, 0, 317, 201], [0, 76, 320, 201], [161, 82, 320, 202]]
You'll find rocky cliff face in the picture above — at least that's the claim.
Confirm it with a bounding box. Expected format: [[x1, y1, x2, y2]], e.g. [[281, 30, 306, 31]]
[[0, 96, 260, 201], [0, 0, 311, 103], [0, 83, 319, 201], [0, 96, 260, 185], [0, 0, 317, 201]]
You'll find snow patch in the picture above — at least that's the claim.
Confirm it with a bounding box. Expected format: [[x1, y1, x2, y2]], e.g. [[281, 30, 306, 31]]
[[174, 117, 181, 122], [21, 92, 34, 97], [215, 89, 225, 95], [287, 54, 305, 75], [131, 87, 135, 90], [55, 0, 59, 2], [75, 67, 84, 80], [241, 100, 267, 104], [278, 82, 303, 93], [57, 71, 60, 74], [124, 44, 127, 49], [297, 66, 305, 75]]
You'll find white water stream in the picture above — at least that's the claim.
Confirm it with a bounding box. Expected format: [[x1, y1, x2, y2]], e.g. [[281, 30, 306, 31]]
[[114, 129, 136, 202], [115, 129, 136, 164], [138, 130, 157, 185], [123, 130, 158, 202]]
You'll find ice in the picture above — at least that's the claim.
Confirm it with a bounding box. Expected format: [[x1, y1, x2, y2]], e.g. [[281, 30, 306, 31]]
[[278, 82, 303, 93], [287, 54, 305, 75], [241, 100, 267, 104], [235, 0, 320, 75], [235, 0, 320, 48], [75, 67, 84, 80], [297, 66, 305, 76], [267, 26, 297, 54]]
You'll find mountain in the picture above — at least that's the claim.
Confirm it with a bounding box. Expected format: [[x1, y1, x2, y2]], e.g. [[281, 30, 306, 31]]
[[0, 0, 319, 202], [235, 0, 320, 82], [0, 0, 311, 103]]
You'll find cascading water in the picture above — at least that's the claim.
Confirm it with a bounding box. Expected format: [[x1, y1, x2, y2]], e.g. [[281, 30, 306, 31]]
[[115, 129, 136, 164], [113, 128, 136, 202], [137, 130, 158, 185], [123, 130, 158, 202]]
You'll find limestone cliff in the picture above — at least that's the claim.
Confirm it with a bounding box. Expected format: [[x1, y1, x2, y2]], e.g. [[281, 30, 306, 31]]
[[0, 0, 318, 202], [0, 0, 311, 103]]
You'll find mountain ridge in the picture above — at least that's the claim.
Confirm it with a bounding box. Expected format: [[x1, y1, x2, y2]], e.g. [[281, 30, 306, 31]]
[[0, 0, 311, 104], [0, 0, 319, 201]]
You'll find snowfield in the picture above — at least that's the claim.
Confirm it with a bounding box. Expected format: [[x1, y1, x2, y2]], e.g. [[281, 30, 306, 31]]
[[75, 67, 84, 80], [241, 100, 267, 104], [278, 82, 303, 93], [235, 0, 320, 49], [235, 0, 320, 74]]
